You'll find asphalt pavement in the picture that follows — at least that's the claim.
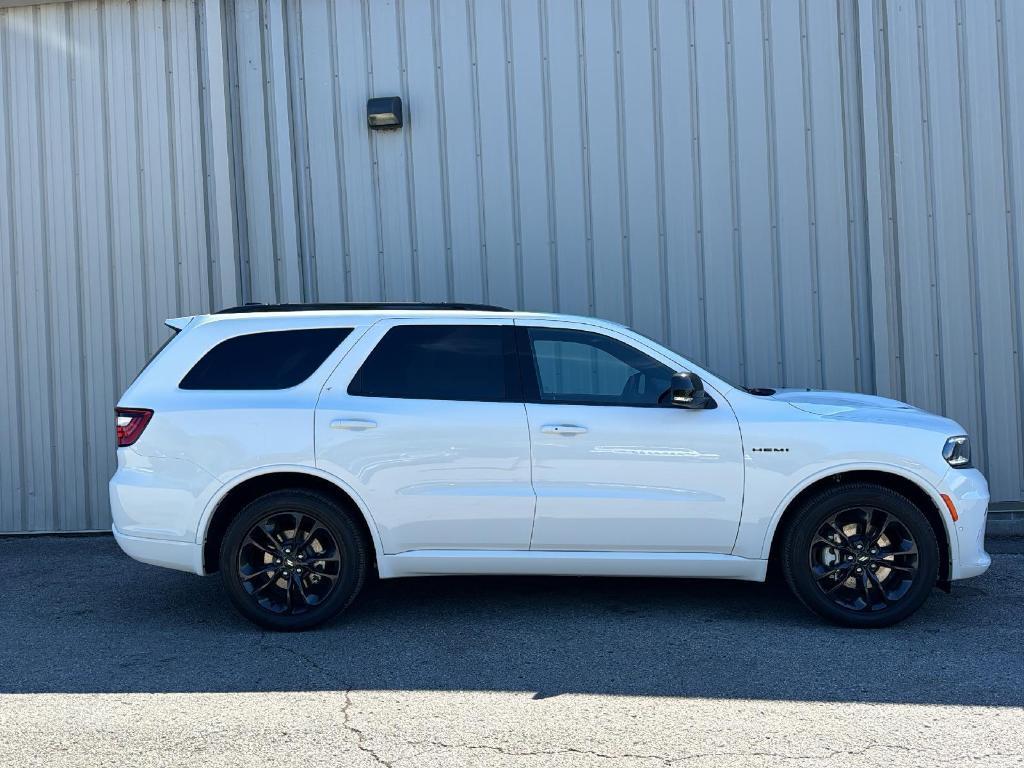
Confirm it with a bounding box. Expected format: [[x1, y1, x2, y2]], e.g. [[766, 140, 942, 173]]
[[1, 536, 1021, 767]]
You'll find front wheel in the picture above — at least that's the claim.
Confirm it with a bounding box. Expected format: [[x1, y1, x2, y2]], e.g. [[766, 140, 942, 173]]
[[219, 489, 370, 631], [781, 483, 939, 628]]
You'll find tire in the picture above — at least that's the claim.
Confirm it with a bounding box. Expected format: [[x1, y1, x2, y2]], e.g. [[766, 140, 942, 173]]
[[781, 483, 939, 628], [219, 489, 370, 631]]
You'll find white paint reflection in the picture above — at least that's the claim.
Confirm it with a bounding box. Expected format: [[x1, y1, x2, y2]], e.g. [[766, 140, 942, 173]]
[[4, 9, 88, 59]]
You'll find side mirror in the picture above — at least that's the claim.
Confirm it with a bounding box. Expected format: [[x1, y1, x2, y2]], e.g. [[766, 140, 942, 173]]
[[667, 371, 709, 409]]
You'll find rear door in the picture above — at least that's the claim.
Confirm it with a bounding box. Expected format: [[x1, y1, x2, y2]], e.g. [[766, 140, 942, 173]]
[[315, 318, 535, 554]]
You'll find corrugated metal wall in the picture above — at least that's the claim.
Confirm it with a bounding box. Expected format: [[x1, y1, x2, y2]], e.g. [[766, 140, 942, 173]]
[[0, 0, 1021, 532], [227, 0, 1024, 504], [871, 0, 1024, 503], [228, 0, 875, 396], [0, 0, 236, 532]]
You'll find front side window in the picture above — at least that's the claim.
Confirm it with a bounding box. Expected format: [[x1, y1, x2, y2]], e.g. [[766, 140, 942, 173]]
[[348, 324, 518, 402], [522, 327, 674, 406], [179, 328, 351, 390]]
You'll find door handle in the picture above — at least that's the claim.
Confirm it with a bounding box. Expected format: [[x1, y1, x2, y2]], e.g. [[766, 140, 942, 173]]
[[330, 418, 377, 431], [540, 424, 588, 436]]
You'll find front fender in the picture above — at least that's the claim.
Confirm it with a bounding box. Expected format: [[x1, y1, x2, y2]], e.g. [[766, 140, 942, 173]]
[[733, 461, 956, 567]]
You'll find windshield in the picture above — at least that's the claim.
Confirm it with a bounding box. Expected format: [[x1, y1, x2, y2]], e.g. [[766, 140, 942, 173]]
[[624, 325, 775, 396]]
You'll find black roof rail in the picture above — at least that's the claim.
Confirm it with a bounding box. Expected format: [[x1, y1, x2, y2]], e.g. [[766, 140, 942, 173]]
[[215, 301, 512, 315]]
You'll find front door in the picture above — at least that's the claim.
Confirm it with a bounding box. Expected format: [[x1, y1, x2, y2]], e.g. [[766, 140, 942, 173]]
[[316, 319, 535, 554], [517, 321, 744, 553]]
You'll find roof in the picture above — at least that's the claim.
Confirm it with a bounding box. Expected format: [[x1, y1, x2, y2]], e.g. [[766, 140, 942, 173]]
[[215, 302, 512, 315]]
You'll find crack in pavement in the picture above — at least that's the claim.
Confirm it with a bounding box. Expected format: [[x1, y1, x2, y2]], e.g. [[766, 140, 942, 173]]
[[342, 689, 395, 768], [392, 737, 986, 766], [271, 684, 1016, 768], [399, 738, 672, 765]]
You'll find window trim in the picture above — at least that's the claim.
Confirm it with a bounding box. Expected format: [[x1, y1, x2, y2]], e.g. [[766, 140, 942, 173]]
[[514, 325, 678, 409], [346, 323, 523, 404]]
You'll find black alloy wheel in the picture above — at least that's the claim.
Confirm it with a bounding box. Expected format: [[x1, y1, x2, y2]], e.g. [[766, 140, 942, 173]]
[[220, 489, 369, 630], [808, 506, 919, 612], [237, 511, 342, 615], [782, 483, 939, 628]]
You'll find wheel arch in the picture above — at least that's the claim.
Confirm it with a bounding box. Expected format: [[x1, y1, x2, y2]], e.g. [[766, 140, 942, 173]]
[[764, 468, 953, 584], [197, 466, 384, 575]]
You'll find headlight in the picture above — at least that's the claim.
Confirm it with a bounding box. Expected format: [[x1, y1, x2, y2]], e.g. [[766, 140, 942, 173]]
[[942, 435, 971, 468]]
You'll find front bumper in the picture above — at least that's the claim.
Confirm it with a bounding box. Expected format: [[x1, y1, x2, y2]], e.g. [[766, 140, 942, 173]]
[[112, 524, 205, 574], [941, 468, 991, 581]]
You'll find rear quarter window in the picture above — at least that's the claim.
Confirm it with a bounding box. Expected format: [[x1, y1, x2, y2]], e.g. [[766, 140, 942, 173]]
[[179, 328, 352, 390]]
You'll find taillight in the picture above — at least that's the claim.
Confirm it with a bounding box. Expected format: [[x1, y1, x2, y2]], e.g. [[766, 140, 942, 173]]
[[115, 408, 153, 447]]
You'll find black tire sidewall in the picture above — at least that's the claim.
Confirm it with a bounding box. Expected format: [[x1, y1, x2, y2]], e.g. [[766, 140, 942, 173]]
[[219, 489, 369, 631], [782, 484, 939, 628]]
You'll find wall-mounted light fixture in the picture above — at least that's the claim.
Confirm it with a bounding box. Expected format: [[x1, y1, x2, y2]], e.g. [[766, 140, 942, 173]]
[[367, 96, 403, 130]]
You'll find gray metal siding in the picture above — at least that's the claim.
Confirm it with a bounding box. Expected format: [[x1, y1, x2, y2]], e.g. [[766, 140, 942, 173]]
[[228, 0, 871, 394], [226, 0, 1024, 505], [0, 0, 1021, 532], [0, 0, 233, 532], [876, 0, 1024, 500]]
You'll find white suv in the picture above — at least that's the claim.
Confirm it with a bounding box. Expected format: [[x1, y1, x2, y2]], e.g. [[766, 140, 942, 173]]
[[111, 303, 991, 630]]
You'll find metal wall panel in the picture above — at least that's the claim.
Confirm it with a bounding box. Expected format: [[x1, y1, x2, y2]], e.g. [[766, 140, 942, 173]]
[[228, 0, 872, 387], [1, 0, 1023, 532], [875, 0, 1024, 502], [226, 0, 1022, 504], [0, 0, 231, 531]]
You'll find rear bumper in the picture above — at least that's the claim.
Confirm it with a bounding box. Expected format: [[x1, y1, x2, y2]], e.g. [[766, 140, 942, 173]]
[[112, 525, 205, 575], [109, 448, 218, 575], [941, 468, 991, 581]]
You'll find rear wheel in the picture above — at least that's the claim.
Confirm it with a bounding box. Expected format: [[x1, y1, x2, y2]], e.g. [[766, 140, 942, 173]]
[[782, 483, 939, 628], [219, 489, 369, 631]]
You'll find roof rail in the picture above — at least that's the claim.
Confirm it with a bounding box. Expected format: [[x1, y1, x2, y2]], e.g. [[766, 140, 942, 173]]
[[215, 301, 512, 315]]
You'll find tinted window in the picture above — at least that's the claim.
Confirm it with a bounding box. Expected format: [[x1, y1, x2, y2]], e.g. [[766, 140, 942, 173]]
[[128, 329, 180, 389], [348, 325, 516, 402], [523, 327, 674, 405], [180, 328, 351, 390]]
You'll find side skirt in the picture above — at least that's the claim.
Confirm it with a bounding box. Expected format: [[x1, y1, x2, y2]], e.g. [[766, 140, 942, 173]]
[[377, 549, 769, 582]]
